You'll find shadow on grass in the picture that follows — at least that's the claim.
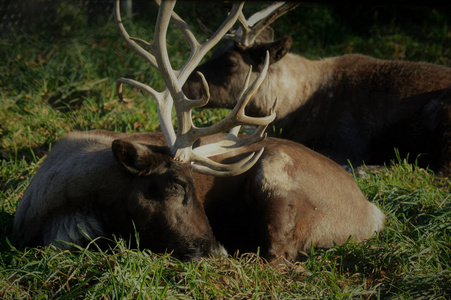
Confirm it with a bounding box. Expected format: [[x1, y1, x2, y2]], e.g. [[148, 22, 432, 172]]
[[0, 211, 16, 252], [47, 89, 102, 113]]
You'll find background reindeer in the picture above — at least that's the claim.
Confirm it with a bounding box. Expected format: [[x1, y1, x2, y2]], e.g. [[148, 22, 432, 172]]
[[183, 3, 451, 176], [14, 0, 385, 264]]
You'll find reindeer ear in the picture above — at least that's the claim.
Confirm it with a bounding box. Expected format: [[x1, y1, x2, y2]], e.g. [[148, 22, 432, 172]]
[[112, 140, 169, 176], [255, 27, 275, 43], [266, 36, 292, 64], [253, 36, 292, 71]]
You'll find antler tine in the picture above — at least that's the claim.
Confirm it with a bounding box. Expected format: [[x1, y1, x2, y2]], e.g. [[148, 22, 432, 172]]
[[163, 1, 245, 84], [114, 0, 175, 144], [114, 0, 158, 69], [115, 0, 275, 176], [191, 148, 265, 177], [151, 1, 244, 152], [179, 51, 276, 176], [192, 51, 276, 139], [115, 0, 244, 149], [229, 2, 300, 47]]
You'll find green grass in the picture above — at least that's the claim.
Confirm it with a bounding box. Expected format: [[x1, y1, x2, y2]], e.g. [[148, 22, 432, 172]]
[[1, 2, 451, 299]]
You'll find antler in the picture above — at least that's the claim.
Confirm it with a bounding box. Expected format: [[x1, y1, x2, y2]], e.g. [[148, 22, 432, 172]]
[[114, 0, 276, 176], [200, 2, 299, 47]]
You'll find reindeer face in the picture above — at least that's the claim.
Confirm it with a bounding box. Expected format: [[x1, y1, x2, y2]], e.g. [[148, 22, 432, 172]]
[[112, 139, 225, 260], [183, 37, 293, 116], [184, 45, 251, 110]]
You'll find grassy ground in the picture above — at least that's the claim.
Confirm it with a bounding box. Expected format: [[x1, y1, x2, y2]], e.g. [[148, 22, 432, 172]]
[[1, 1, 450, 298]]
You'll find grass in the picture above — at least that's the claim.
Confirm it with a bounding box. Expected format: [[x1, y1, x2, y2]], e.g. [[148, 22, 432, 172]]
[[1, 1, 451, 298]]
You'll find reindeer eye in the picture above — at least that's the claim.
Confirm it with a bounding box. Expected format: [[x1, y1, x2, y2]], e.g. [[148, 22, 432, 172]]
[[169, 176, 192, 205], [224, 57, 239, 69], [169, 177, 187, 191]]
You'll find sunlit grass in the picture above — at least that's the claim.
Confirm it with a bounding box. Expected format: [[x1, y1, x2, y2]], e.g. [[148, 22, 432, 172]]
[[1, 2, 450, 299]]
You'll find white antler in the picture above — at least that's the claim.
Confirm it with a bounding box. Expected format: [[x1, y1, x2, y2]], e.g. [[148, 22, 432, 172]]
[[114, 0, 276, 176], [201, 2, 299, 47]]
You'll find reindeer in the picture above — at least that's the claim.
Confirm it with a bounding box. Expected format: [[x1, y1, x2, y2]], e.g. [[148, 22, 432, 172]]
[[183, 3, 451, 176], [14, 0, 385, 264]]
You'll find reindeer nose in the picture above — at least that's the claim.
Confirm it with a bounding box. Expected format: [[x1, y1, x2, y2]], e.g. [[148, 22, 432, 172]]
[[213, 243, 228, 256]]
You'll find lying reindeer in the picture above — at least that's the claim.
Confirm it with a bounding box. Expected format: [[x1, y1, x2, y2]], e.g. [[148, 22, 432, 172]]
[[14, 0, 385, 263], [183, 3, 451, 176]]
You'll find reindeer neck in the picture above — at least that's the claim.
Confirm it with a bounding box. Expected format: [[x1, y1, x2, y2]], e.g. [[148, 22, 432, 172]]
[[258, 53, 333, 120]]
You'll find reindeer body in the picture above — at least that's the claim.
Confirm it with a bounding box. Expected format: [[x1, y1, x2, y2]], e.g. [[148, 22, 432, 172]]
[[196, 135, 385, 262], [184, 41, 451, 175], [15, 130, 385, 263], [274, 53, 451, 171]]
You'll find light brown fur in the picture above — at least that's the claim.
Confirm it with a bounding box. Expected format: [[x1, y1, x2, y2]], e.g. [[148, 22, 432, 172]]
[[198, 137, 384, 262]]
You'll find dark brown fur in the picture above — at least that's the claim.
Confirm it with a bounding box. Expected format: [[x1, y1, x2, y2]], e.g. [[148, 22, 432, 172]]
[[183, 37, 451, 175]]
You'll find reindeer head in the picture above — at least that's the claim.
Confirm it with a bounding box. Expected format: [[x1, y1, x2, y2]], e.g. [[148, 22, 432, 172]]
[[183, 2, 297, 115], [110, 139, 223, 259]]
